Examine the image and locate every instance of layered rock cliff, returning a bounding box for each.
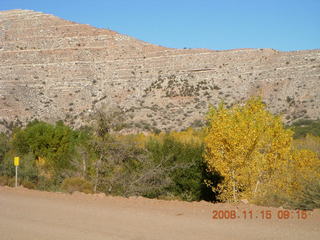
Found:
[1,9,319,132]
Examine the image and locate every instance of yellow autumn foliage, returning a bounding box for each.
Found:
[293,134,320,155]
[36,156,53,178]
[114,128,204,148]
[163,128,204,146]
[114,133,148,148]
[288,149,320,190]
[204,97,320,202]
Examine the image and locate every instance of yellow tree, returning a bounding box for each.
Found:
[204,97,293,201]
[287,149,320,195]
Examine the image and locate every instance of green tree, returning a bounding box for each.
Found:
[0,133,9,166]
[11,120,81,182]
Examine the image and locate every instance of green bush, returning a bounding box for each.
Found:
[0,133,9,166]
[290,119,320,138]
[92,133,219,201]
[0,118,220,202]
[145,135,218,201]
[0,151,39,187]
[12,120,83,180]
[61,177,93,194]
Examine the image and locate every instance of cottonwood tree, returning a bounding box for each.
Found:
[204,98,294,201]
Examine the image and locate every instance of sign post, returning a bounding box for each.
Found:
[14,157,20,187]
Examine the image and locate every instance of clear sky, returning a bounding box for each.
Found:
[1,0,319,51]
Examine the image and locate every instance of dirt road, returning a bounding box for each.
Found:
[0,186,319,240]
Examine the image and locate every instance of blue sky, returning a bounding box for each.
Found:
[1,0,319,51]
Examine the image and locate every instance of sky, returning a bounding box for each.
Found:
[1,0,319,51]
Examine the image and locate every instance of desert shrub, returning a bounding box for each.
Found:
[22,180,36,189]
[292,179,320,210]
[36,176,60,191]
[0,176,8,186]
[290,119,320,138]
[17,152,39,183]
[93,107,127,135]
[0,176,28,188]
[0,151,16,177]
[6,177,19,187]
[253,189,289,208]
[61,177,93,194]
[92,134,156,196]
[145,134,217,201]
[254,178,320,210]
[90,129,217,201]
[293,134,320,155]
[0,133,9,165]
[0,176,24,187]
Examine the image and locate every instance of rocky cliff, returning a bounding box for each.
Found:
[1,9,319,132]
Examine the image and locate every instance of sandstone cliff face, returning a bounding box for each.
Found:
[0,9,319,132]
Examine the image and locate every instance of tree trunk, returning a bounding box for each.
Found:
[232,170,236,202]
[94,155,102,193]
[82,156,86,178]
[254,180,260,197]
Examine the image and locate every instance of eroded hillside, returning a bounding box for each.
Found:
[1,9,319,132]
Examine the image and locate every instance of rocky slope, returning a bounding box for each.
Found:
[0,9,319,133]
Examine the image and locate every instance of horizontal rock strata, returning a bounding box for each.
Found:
[1,9,319,132]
